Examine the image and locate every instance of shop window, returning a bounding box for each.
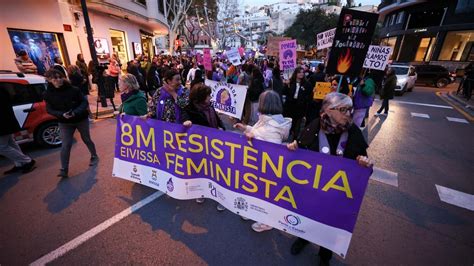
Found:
[415,37,436,62]
[407,9,444,29]
[380,37,397,60]
[109,29,129,70]
[438,30,474,61]
[134,0,147,7]
[7,29,67,76]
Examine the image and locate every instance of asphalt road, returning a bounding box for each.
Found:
[0,85,473,265]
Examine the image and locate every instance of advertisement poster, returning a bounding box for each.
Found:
[326,9,379,77]
[363,45,393,71]
[132,42,142,57]
[94,38,110,59]
[8,29,64,75]
[205,79,247,119]
[316,28,336,50]
[113,115,373,257]
[279,39,297,71]
[203,48,212,71]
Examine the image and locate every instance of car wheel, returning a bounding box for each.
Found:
[35,121,62,148]
[436,78,449,88]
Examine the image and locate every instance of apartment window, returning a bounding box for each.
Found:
[134,0,147,7]
[438,30,474,61]
[396,11,405,24]
[158,0,164,14]
[389,14,396,25]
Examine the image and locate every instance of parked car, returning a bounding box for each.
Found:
[0,71,61,148]
[390,64,417,95]
[414,64,453,88]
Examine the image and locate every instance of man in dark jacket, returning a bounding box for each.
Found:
[147,57,161,97]
[306,63,326,125]
[0,89,36,174]
[43,69,98,178]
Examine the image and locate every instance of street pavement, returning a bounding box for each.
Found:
[0,84,473,265]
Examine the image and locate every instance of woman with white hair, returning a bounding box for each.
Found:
[287,92,372,266]
[234,90,292,232]
[119,74,147,116]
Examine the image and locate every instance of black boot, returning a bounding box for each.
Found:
[290,238,309,255]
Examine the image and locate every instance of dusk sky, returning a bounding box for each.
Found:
[242,0,381,8]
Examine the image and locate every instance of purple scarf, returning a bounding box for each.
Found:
[156,86,185,123]
[196,103,219,128]
[121,90,138,102]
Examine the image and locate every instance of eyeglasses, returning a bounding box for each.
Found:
[330,106,352,114]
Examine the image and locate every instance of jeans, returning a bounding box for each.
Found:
[0,134,31,167]
[59,119,97,170]
[377,98,389,114]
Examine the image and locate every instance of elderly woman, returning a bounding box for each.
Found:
[234,90,292,232]
[287,92,372,266]
[118,74,147,116]
[148,69,189,123]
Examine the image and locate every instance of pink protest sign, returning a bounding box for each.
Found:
[203,48,212,71]
[279,39,297,71]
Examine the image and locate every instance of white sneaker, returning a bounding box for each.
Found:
[196,198,205,204]
[374,112,381,117]
[251,222,273,232]
[216,204,226,211]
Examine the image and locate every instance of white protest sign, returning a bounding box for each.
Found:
[226,48,242,66]
[316,28,336,50]
[205,79,247,119]
[363,45,393,71]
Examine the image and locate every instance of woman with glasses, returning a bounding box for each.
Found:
[287,92,372,266]
[43,69,98,178]
[148,69,189,123]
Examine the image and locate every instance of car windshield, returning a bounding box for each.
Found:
[391,66,409,75]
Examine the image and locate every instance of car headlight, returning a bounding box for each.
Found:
[397,77,407,85]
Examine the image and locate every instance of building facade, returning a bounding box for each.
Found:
[379,0,474,70]
[1,0,168,74]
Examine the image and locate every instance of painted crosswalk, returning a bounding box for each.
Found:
[446,117,469,123]
[436,185,474,211]
[410,112,430,119]
[370,167,398,187]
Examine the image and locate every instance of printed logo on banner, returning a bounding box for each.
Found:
[167,178,174,192]
[209,182,217,197]
[234,197,248,211]
[250,204,268,214]
[210,84,238,114]
[279,214,305,233]
[130,165,141,182]
[149,170,160,187]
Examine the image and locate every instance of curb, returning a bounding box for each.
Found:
[447,92,473,111]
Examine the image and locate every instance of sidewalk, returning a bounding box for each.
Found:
[437,85,474,121]
[87,86,122,119]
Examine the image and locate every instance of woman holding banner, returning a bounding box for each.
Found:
[234,90,292,232]
[184,84,226,211]
[287,92,372,266]
[148,69,189,123]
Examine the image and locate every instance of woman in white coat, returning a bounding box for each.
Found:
[234,90,292,232]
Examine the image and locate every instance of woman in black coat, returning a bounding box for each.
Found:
[376,67,397,116]
[283,66,311,139]
[287,92,372,266]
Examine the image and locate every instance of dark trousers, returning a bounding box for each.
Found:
[295,238,333,262]
[59,119,97,170]
[377,98,389,114]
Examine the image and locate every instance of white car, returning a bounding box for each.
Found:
[390,64,417,95]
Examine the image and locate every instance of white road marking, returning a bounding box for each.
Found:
[375,99,453,109]
[446,117,469,124]
[30,191,163,266]
[370,167,398,187]
[411,112,430,119]
[436,185,474,211]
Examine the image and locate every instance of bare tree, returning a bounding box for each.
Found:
[163,0,193,53]
[215,0,241,49]
[193,0,219,49]
[182,16,202,48]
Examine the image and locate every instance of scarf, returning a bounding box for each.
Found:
[320,113,352,134]
[156,86,185,123]
[121,90,138,103]
[196,103,219,128]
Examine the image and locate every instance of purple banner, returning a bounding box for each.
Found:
[114,116,372,232]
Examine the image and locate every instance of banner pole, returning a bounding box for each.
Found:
[337,75,343,92]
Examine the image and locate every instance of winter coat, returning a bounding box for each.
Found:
[147,63,161,91]
[184,104,224,129]
[120,91,148,116]
[103,76,117,99]
[283,79,311,119]
[353,78,375,109]
[69,72,89,96]
[43,83,89,123]
[381,74,397,100]
[298,118,368,159]
[247,76,265,102]
[244,114,292,144]
[0,89,21,136]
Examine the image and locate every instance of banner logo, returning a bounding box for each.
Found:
[234,197,248,211]
[284,214,301,226]
[167,178,174,192]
